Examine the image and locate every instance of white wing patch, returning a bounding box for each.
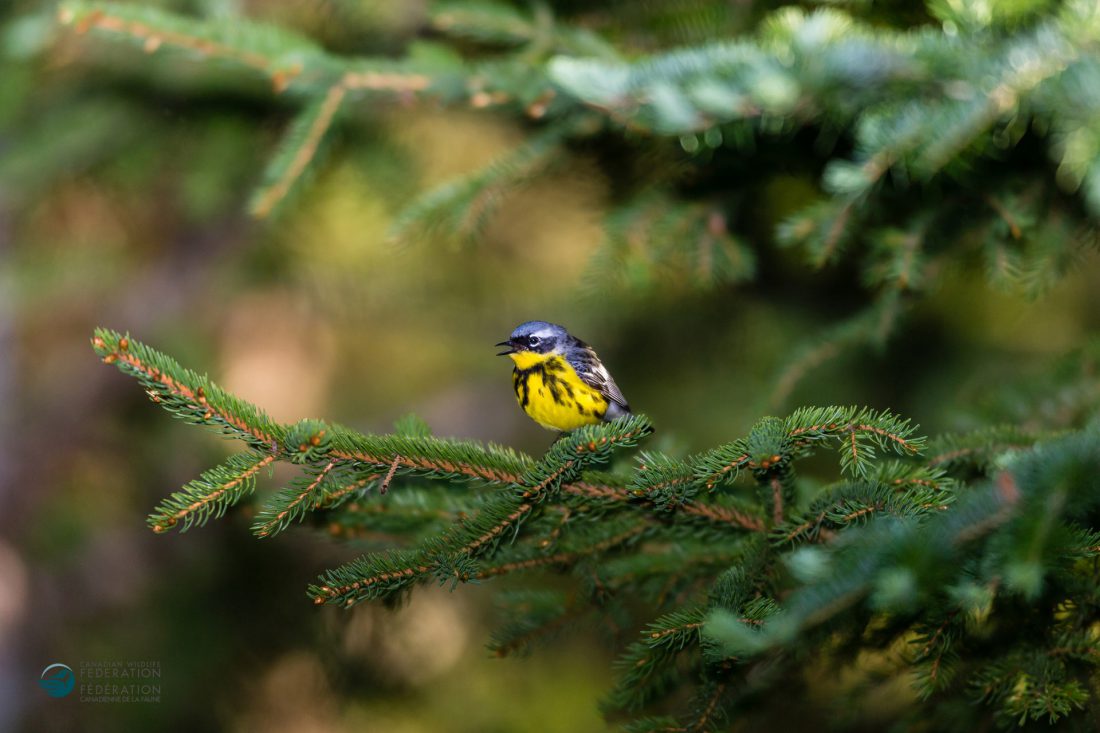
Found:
[569,345,630,413]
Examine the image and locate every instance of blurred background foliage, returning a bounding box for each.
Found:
[1,0,1098,731]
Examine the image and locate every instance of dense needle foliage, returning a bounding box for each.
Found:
[19,0,1097,728]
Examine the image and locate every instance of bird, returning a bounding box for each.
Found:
[496,321,631,432]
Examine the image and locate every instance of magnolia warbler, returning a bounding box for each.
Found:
[496,321,631,432]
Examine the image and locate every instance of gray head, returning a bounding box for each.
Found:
[496,321,572,356]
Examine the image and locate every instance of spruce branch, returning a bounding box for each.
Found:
[249,85,348,219]
[430,1,539,49]
[685,679,730,733]
[566,474,766,533]
[94,329,753,544]
[429,1,617,60]
[324,428,530,486]
[387,123,568,246]
[775,478,950,546]
[590,539,751,603]
[59,1,437,221]
[586,193,756,296]
[768,296,910,409]
[91,328,283,452]
[59,1,327,92]
[910,611,963,699]
[476,521,650,580]
[94,328,1100,727]
[307,415,655,608]
[706,472,1024,661]
[148,451,275,533]
[679,500,765,533]
[487,590,578,658]
[251,458,344,538]
[927,425,1042,472]
[318,485,467,543]
[777,198,859,270]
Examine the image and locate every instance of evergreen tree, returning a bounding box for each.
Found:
[29,0,1100,728]
[92,326,1100,730]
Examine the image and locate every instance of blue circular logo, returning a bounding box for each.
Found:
[39,663,75,698]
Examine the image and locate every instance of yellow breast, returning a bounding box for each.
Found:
[510,353,609,431]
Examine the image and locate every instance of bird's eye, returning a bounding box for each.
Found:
[528,336,541,346]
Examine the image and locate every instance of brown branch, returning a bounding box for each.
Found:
[770,476,784,525]
[1048,645,1100,660]
[918,611,958,687]
[492,607,578,658]
[249,70,433,220]
[649,621,703,641]
[702,454,749,490]
[316,473,382,508]
[379,454,401,495]
[151,454,276,533]
[254,459,337,537]
[782,513,824,544]
[854,423,919,453]
[61,8,433,95]
[314,563,433,606]
[314,470,641,605]
[95,337,277,447]
[841,503,882,523]
[893,477,942,490]
[63,8,433,223]
[565,475,765,532]
[567,474,766,532]
[325,526,409,543]
[787,421,917,453]
[680,501,766,532]
[455,428,652,558]
[781,498,892,545]
[251,83,347,219]
[329,447,522,484]
[691,681,728,732]
[919,612,957,660]
[461,461,575,557]
[62,7,278,76]
[787,422,843,438]
[817,202,852,266]
[928,447,978,466]
[638,475,692,494]
[952,471,1021,545]
[927,442,1031,467]
[561,481,634,501]
[771,341,843,408]
[343,71,431,92]
[476,524,647,580]
[573,428,652,455]
[538,506,571,548]
[475,552,573,579]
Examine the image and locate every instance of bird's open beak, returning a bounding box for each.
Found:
[495,340,516,356]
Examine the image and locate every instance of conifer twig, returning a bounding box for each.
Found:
[451,457,578,561]
[253,459,338,538]
[250,85,348,219]
[680,502,765,532]
[60,5,279,80]
[689,681,727,733]
[476,523,649,580]
[148,452,276,533]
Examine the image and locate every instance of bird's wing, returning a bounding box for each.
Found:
[566,343,631,413]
